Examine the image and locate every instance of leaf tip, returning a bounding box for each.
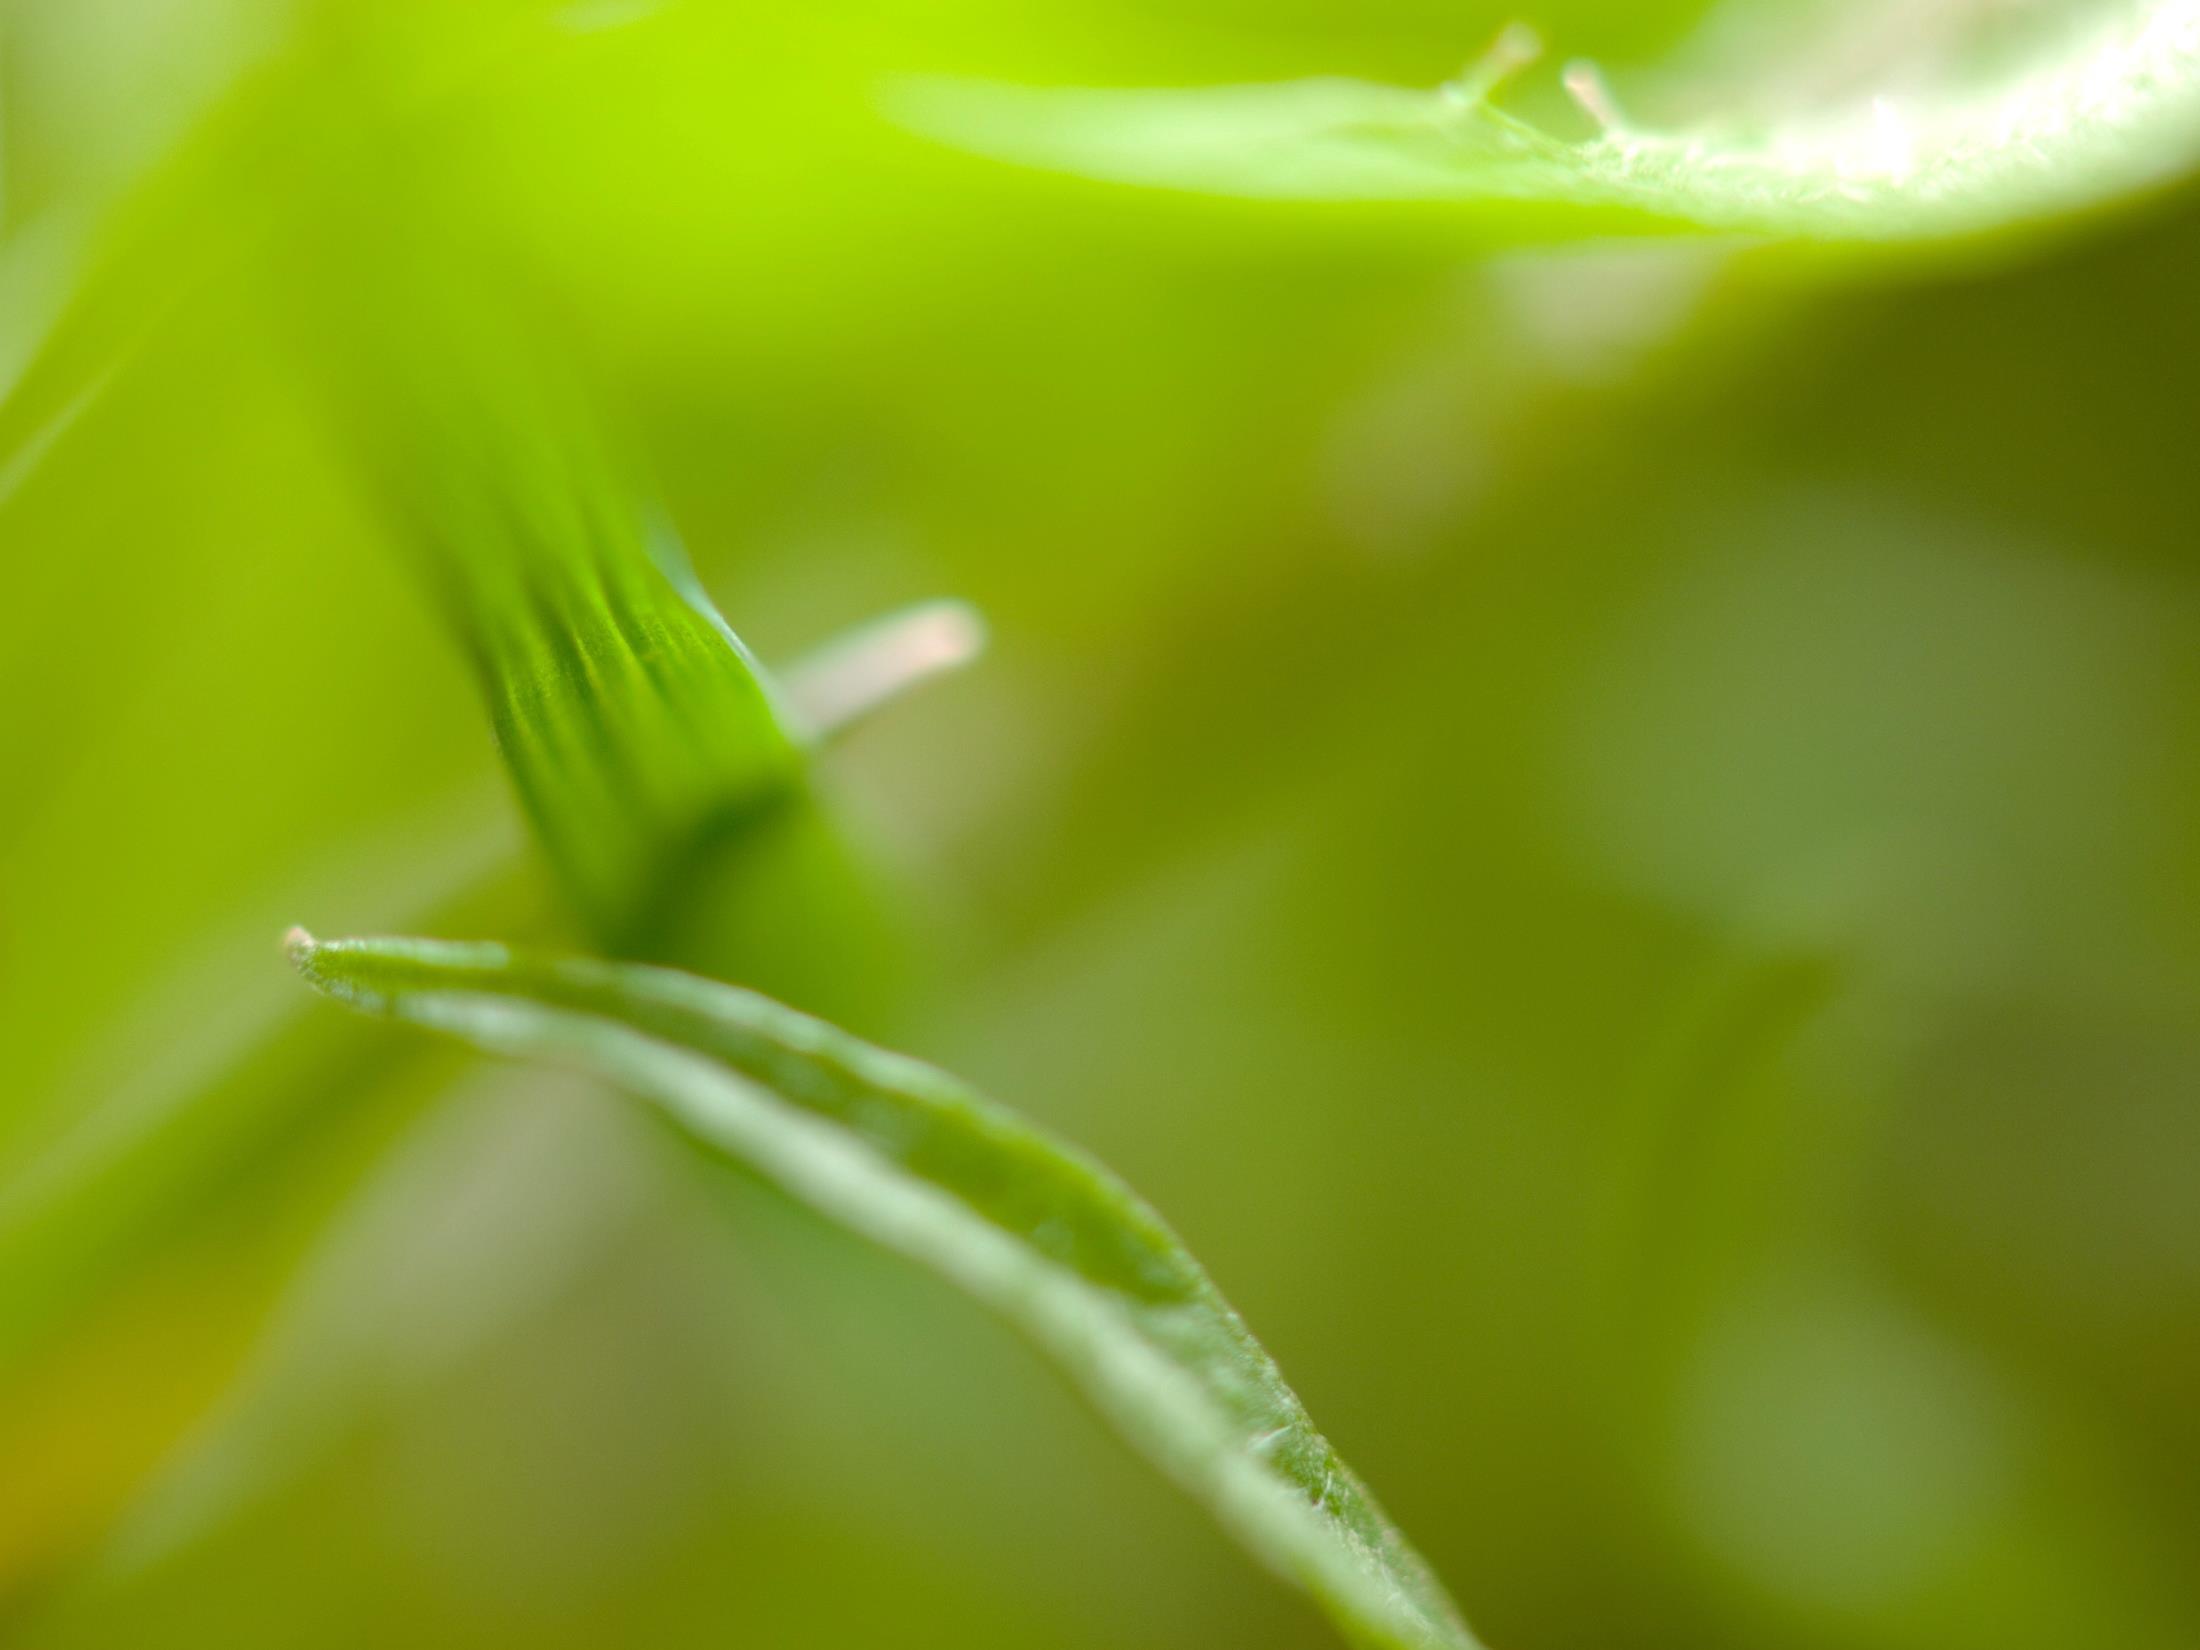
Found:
[1442,21,1543,111]
[281,925,319,971]
[785,598,992,740]
[1561,59,1630,137]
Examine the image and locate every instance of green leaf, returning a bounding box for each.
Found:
[304,261,810,948]
[285,930,1483,1650]
[895,2,2200,241]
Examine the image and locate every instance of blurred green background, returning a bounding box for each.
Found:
[3,1,2197,1647]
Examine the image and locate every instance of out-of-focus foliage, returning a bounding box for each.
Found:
[3,1,2199,1648]
[909,2,2200,239]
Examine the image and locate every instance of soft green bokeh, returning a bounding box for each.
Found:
[3,3,2197,1649]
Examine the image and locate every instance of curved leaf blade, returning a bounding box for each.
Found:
[285,930,1482,1650]
[896,1,2200,241]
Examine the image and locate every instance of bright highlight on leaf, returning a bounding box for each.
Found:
[284,929,1484,1650]
[897,1,2200,240]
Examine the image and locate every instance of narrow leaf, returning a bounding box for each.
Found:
[895,2,2200,241]
[781,599,989,742]
[302,256,808,946]
[285,930,1483,1650]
